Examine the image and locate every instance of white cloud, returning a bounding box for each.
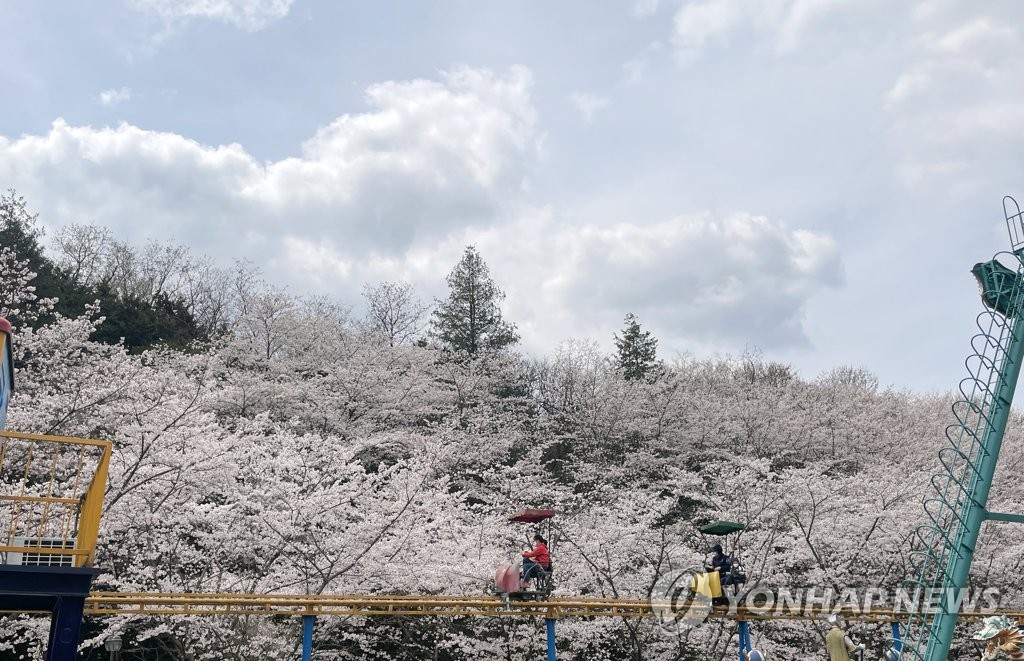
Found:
[277,208,841,352]
[0,66,540,264]
[532,212,841,349]
[569,92,609,123]
[670,0,890,61]
[658,0,1024,199]
[98,87,133,107]
[885,6,1024,192]
[419,210,841,352]
[885,71,930,107]
[0,58,841,356]
[921,17,1017,56]
[633,0,663,18]
[621,42,663,84]
[671,0,745,61]
[128,0,296,31]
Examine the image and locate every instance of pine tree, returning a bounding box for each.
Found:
[431,246,519,355]
[0,191,63,328]
[614,313,658,380]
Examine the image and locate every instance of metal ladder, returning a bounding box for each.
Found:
[899,196,1024,659]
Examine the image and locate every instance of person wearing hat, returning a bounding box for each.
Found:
[706,544,733,583]
[826,614,864,660]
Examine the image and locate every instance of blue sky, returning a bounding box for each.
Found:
[2,0,1024,392]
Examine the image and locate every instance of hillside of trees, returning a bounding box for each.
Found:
[2,192,1023,660]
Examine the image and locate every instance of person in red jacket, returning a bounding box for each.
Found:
[521,534,551,587]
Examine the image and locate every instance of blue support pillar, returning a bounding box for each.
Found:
[302,615,315,661]
[891,622,903,655]
[737,620,750,660]
[0,566,100,661]
[546,618,556,661]
[45,596,86,661]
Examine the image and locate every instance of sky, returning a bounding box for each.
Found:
[2,0,1024,393]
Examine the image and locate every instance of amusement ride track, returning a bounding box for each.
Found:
[74,592,1024,624]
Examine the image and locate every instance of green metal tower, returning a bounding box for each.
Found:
[899,196,1024,660]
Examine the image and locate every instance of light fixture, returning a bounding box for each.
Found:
[104,634,122,652]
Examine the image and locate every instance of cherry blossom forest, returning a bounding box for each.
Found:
[2,191,1023,660]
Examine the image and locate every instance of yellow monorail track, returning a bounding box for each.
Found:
[74,592,1024,624]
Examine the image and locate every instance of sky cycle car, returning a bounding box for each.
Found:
[692,520,748,606]
[494,508,555,604]
[692,520,765,660]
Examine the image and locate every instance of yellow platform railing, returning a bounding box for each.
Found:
[0,431,112,568]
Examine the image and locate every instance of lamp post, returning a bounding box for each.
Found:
[104,634,122,661]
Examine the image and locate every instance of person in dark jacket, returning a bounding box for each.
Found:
[707,544,733,584]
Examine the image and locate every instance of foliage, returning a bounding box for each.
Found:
[1,193,218,351]
[614,313,659,381]
[430,246,519,355]
[1,201,1016,660]
[0,191,59,329]
[362,281,431,347]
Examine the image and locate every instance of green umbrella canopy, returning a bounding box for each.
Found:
[699,520,746,536]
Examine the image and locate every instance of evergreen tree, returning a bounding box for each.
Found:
[0,191,65,327]
[614,313,658,380]
[1,191,207,352]
[430,246,519,355]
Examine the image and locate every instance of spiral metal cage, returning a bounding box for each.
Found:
[898,196,1024,659]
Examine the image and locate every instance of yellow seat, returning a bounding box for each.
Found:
[690,571,723,599]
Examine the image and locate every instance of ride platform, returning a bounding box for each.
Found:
[0,431,113,661]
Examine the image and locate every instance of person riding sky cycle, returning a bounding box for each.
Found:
[707,544,734,584]
[521,534,550,588]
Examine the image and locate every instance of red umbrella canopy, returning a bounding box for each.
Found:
[509,509,556,523]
